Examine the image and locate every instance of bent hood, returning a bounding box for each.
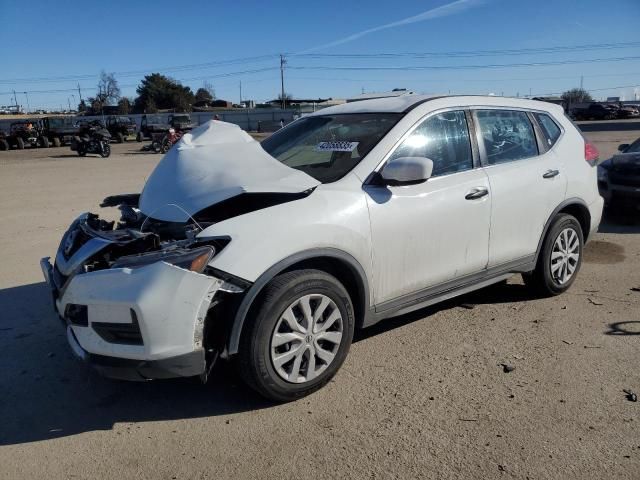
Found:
[139,120,319,222]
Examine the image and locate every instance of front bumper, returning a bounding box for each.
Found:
[41,256,223,380]
[599,180,640,208]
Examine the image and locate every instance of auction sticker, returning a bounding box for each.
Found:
[315,141,359,152]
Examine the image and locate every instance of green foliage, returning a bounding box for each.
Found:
[133,73,195,113]
[561,88,593,105]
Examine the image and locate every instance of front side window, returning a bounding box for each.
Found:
[261,113,401,183]
[388,110,473,177]
[534,113,562,148]
[476,110,538,165]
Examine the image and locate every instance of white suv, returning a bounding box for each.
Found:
[41,95,603,401]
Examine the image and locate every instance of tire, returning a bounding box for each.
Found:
[100,143,111,158]
[52,137,61,148]
[151,140,162,153]
[523,214,584,296]
[238,269,355,402]
[136,132,143,142]
[116,132,124,143]
[160,137,171,154]
[17,137,24,150]
[77,144,87,156]
[0,139,8,151]
[40,136,50,148]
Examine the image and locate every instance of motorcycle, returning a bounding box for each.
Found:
[151,127,183,154]
[71,121,112,158]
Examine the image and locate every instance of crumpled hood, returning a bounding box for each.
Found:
[139,121,319,222]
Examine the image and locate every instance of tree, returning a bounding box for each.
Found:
[195,88,213,104]
[77,99,88,113]
[561,88,593,106]
[203,80,215,99]
[133,73,195,113]
[117,97,133,114]
[97,71,121,106]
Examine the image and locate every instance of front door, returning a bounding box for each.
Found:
[364,110,492,306]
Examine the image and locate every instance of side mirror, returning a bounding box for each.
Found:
[380,156,434,185]
[618,143,629,152]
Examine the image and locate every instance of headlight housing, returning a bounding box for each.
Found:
[112,246,215,273]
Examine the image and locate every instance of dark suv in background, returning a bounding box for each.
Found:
[106,116,137,143]
[598,137,640,213]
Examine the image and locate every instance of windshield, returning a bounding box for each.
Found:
[261,113,401,183]
[172,115,190,122]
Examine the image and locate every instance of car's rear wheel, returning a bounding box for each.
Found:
[523,214,583,296]
[116,132,124,143]
[0,139,8,151]
[39,136,49,148]
[238,269,355,402]
[52,137,61,147]
[16,137,24,149]
[136,132,143,142]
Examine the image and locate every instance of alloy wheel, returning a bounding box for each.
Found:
[270,294,343,383]
[550,227,580,285]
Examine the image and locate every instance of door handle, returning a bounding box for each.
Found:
[465,187,489,200]
[543,169,560,179]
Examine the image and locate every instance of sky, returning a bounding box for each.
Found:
[1,0,640,111]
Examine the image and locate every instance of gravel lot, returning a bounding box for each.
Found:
[1,123,639,480]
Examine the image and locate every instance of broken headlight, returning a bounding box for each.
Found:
[112,246,215,273]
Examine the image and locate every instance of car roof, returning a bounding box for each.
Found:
[310,94,564,116]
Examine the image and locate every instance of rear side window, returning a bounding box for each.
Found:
[534,113,562,148]
[475,110,538,165]
[388,110,473,177]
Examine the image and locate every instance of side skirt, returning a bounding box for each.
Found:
[364,255,535,327]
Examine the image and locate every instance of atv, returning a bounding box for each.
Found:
[106,116,137,143]
[7,120,49,149]
[168,113,195,132]
[0,129,9,151]
[40,116,80,147]
[137,114,169,142]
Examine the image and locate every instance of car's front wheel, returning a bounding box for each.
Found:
[238,269,355,401]
[523,214,584,296]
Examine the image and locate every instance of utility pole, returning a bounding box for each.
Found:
[67,97,71,112]
[23,92,30,113]
[239,80,242,105]
[280,54,286,110]
[12,90,18,112]
[77,83,83,103]
[580,75,584,90]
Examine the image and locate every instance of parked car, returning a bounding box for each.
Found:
[571,103,617,121]
[616,106,640,119]
[7,120,48,149]
[137,114,169,141]
[106,116,137,143]
[598,137,640,211]
[40,116,80,147]
[41,96,603,401]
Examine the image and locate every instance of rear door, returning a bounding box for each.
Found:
[473,108,567,267]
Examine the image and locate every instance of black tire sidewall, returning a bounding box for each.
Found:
[241,270,355,401]
[540,215,584,295]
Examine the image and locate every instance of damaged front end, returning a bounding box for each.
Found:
[41,194,247,382]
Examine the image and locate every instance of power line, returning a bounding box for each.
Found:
[0,55,279,85]
[291,41,640,59]
[288,55,640,72]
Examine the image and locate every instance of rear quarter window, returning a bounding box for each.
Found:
[533,113,562,148]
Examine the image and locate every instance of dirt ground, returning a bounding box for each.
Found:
[0,125,639,480]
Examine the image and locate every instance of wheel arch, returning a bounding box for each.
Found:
[534,198,591,265]
[227,248,371,355]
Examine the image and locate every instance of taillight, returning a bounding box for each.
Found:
[585,141,599,165]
